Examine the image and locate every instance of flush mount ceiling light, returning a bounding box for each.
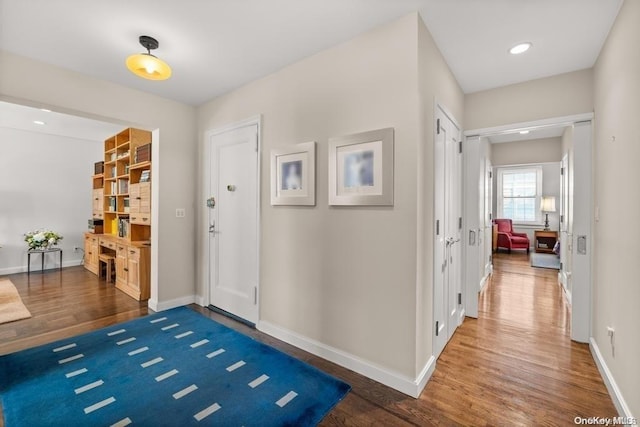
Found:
[509,42,532,55]
[126,35,172,81]
[33,120,46,125]
[519,130,530,135]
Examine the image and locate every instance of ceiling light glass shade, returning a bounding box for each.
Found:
[509,42,532,55]
[126,53,172,80]
[519,130,530,135]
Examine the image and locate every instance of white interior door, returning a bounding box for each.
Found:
[560,153,573,301]
[446,121,463,337]
[570,121,592,343]
[434,106,463,357]
[463,135,481,319]
[209,124,259,324]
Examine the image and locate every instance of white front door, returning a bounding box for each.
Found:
[434,106,463,357]
[209,124,259,324]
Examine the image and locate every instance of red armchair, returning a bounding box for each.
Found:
[493,219,530,253]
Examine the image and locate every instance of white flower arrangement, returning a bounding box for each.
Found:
[24,229,63,250]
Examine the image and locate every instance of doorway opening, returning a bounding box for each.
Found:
[464,113,593,343]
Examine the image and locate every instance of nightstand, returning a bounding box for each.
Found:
[534,230,558,254]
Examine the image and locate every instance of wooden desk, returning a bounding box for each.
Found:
[84,232,151,301]
[534,230,558,254]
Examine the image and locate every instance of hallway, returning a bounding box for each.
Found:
[417,251,616,424]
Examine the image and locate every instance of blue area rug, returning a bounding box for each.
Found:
[0,307,350,426]
[531,253,560,270]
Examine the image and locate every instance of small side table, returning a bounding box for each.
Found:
[27,247,63,274]
[534,230,558,254]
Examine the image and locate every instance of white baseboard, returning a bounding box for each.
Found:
[194,295,206,307]
[589,338,634,419]
[258,320,435,398]
[0,259,84,276]
[559,272,572,304]
[479,274,489,292]
[148,294,196,312]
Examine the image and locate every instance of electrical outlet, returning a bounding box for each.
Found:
[607,326,615,337]
[176,208,186,218]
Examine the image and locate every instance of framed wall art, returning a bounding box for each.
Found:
[328,128,394,206]
[270,141,316,206]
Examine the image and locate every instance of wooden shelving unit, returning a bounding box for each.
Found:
[534,230,558,254]
[85,127,152,301]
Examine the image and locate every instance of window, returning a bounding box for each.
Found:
[497,166,542,224]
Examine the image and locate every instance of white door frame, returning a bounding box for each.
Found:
[464,113,594,343]
[201,115,262,316]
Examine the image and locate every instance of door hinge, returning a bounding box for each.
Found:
[560,262,563,271]
[560,214,564,223]
[255,141,259,152]
[435,320,439,336]
[254,287,257,304]
[458,293,462,305]
[459,217,463,230]
[561,167,564,175]
[437,118,441,135]
[458,140,462,154]
[489,171,493,179]
[489,212,492,220]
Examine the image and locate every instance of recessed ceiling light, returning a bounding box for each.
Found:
[519,130,530,135]
[33,120,46,125]
[40,108,51,113]
[509,42,532,55]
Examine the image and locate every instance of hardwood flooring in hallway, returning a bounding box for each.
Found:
[0,256,616,426]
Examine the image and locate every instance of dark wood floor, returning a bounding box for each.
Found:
[0,256,617,425]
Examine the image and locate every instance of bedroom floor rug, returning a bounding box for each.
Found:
[0,306,350,426]
[530,253,561,270]
[0,279,31,325]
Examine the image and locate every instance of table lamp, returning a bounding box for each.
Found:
[540,196,556,231]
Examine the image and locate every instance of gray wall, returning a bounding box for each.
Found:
[0,128,102,273]
[197,13,464,385]
[593,0,640,416]
[465,69,593,130]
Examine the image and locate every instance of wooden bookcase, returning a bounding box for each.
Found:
[85,127,152,301]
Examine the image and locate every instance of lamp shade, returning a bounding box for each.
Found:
[540,196,556,212]
[126,53,172,80]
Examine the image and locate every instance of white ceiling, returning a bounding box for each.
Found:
[488,125,566,144]
[0,0,623,107]
[0,101,124,142]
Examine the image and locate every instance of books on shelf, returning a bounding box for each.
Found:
[110,182,117,194]
[108,197,116,212]
[118,217,130,238]
[135,143,151,163]
[140,170,151,183]
[124,197,130,213]
[118,179,129,194]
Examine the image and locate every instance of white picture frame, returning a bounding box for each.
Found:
[328,128,394,206]
[270,141,316,206]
